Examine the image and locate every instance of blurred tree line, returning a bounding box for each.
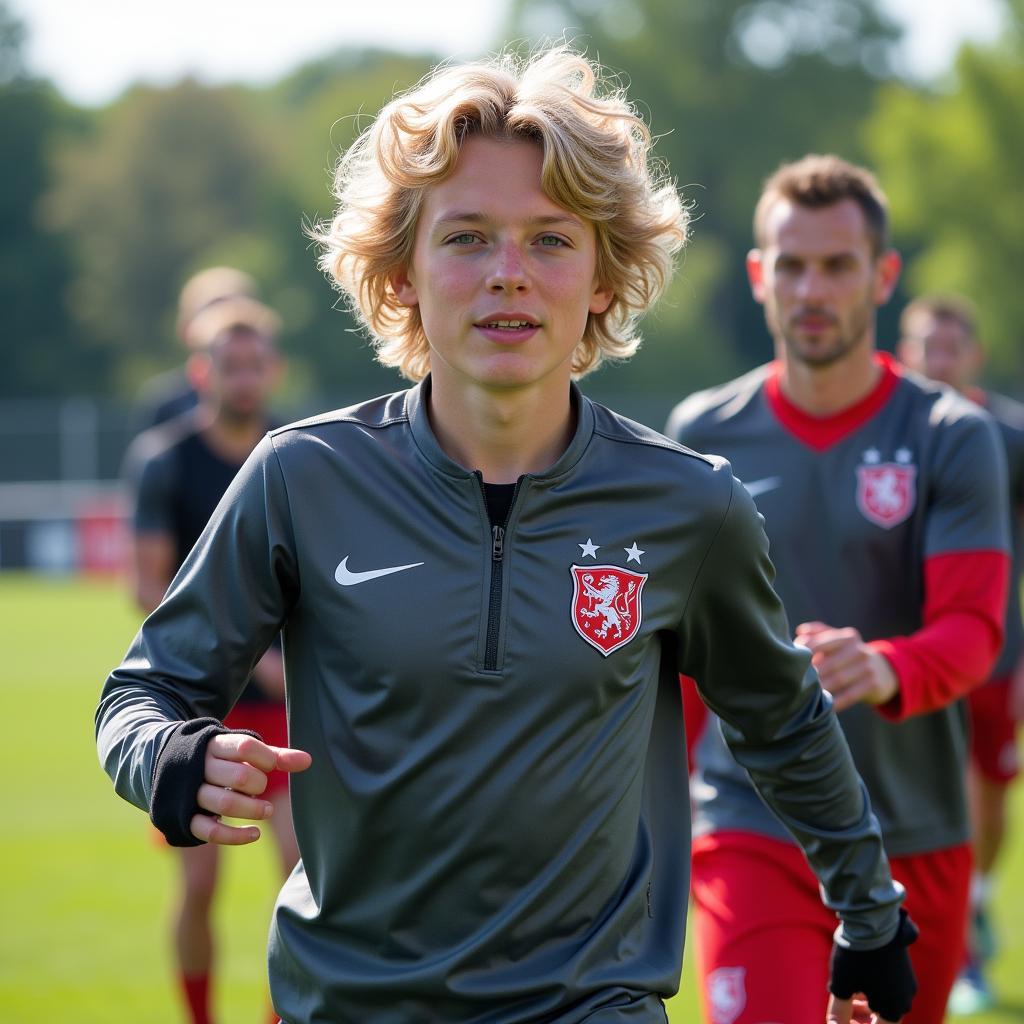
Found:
[2,0,1022,413]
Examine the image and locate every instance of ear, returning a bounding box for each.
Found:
[391,266,418,308]
[874,249,902,305]
[746,249,766,304]
[186,352,212,394]
[589,281,614,316]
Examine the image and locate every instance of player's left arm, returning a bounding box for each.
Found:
[680,470,905,949]
[806,411,1011,721]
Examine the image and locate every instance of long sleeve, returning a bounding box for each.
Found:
[679,475,902,948]
[872,550,1008,720]
[95,435,299,812]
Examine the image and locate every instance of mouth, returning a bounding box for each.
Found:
[474,317,540,330]
[793,316,836,334]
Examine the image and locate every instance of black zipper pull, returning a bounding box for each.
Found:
[492,525,504,560]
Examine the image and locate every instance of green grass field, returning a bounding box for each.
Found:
[4,572,1024,1022]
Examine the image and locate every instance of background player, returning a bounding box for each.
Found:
[123,296,294,1024]
[99,49,917,1024]
[132,265,258,434]
[898,294,1024,1014]
[667,154,1010,1024]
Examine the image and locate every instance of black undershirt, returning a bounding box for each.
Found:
[482,481,517,528]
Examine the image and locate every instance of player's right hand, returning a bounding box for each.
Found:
[190,733,312,846]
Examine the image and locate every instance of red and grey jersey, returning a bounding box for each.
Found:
[667,353,1010,857]
[972,390,1024,678]
[98,380,903,1023]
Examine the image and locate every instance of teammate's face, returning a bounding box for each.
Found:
[392,136,612,397]
[748,198,900,369]
[898,313,980,391]
[204,329,280,422]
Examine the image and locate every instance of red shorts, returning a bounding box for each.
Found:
[690,831,971,1024]
[225,700,290,795]
[967,675,1020,784]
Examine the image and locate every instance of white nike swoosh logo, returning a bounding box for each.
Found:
[335,556,425,586]
[742,476,782,498]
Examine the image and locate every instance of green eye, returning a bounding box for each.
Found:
[539,234,566,247]
[448,233,479,245]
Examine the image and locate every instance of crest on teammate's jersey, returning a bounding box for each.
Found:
[856,456,917,529]
[707,966,746,1024]
[570,564,647,656]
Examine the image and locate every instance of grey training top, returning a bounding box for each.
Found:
[667,360,1009,857]
[98,380,901,1023]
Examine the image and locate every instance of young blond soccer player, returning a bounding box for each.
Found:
[99,49,917,1024]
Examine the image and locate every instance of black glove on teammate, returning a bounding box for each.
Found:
[828,909,919,1021]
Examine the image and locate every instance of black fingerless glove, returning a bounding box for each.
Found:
[829,909,919,1021]
[149,717,260,847]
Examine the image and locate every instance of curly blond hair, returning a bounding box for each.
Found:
[312,45,688,381]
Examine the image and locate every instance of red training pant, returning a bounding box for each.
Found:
[690,830,970,1024]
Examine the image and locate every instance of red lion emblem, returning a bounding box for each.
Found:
[571,564,647,656]
[856,463,917,529]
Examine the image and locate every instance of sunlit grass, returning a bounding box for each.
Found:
[3,572,1021,1022]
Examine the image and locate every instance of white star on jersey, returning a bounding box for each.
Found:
[624,542,645,564]
[579,538,599,559]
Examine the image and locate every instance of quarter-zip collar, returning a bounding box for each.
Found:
[406,375,596,482]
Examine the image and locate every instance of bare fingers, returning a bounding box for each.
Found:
[196,781,275,822]
[190,734,312,846]
[207,733,312,774]
[190,811,262,846]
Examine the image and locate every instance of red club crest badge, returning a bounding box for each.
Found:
[707,966,747,1024]
[856,462,917,529]
[571,564,647,656]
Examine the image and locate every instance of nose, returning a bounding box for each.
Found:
[486,239,528,293]
[794,266,827,303]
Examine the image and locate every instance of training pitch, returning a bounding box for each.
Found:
[3,572,1023,1022]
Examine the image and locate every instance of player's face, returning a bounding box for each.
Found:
[748,198,900,369]
[898,314,980,391]
[205,329,280,421]
[392,136,612,398]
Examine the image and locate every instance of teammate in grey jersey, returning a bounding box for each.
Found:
[98,51,916,1024]
[667,156,1009,1024]
[898,294,1024,1014]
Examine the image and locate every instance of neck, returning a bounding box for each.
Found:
[426,378,575,483]
[778,337,881,416]
[201,406,267,462]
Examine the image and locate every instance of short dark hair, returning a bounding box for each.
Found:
[754,154,889,256]
[185,296,281,352]
[900,294,978,341]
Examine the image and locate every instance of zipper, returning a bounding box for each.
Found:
[484,524,505,671]
[477,474,522,672]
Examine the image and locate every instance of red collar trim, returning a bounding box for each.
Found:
[764,351,902,452]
